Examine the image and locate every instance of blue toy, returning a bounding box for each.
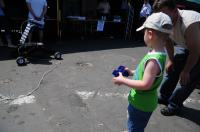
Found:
[112,65,129,77]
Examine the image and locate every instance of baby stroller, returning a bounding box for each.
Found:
[16,20,62,66]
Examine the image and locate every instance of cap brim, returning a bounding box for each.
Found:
[136,26,145,32]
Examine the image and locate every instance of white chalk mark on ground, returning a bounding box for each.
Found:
[75,90,128,100]
[183,97,200,105]
[75,91,95,100]
[10,95,36,105]
[75,90,200,106]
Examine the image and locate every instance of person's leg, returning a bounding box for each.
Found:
[28,31,33,43]
[34,23,44,43]
[127,104,152,132]
[38,28,44,43]
[0,17,6,46]
[159,48,188,105]
[5,31,16,47]
[4,23,12,46]
[3,16,16,48]
[161,49,200,116]
[35,26,56,55]
[28,24,44,43]
[0,16,16,48]
[162,58,200,116]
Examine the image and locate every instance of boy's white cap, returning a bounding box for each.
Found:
[136,12,173,34]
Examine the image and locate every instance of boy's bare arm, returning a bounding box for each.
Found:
[113,59,160,90]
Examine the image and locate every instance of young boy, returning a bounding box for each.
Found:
[112,12,172,132]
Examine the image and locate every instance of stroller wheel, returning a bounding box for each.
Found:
[54,52,62,60]
[16,56,26,66]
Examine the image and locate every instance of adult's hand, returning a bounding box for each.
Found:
[165,60,174,74]
[35,16,42,21]
[179,70,190,86]
[165,38,175,73]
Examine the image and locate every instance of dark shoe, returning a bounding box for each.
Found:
[158,97,168,106]
[160,107,178,116]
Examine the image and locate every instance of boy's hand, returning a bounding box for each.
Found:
[112,72,125,85]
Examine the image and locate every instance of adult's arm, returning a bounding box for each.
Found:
[26,2,37,20]
[165,38,175,73]
[39,4,47,20]
[181,22,200,85]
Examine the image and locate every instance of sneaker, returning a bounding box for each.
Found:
[158,97,168,106]
[160,107,178,116]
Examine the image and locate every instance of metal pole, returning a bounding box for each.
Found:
[56,0,61,39]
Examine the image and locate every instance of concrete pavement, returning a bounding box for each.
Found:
[0,39,199,132]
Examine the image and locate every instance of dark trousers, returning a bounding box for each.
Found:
[159,47,200,110]
[0,16,12,45]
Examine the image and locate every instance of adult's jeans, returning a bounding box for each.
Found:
[159,47,200,111]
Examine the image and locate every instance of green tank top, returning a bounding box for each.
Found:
[128,51,166,112]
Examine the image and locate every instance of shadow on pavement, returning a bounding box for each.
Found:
[0,46,54,65]
[0,39,145,61]
[0,47,17,60]
[50,39,145,54]
[177,106,200,126]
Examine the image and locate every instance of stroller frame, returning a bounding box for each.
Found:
[16,20,62,66]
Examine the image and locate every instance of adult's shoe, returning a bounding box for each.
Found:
[160,106,179,116]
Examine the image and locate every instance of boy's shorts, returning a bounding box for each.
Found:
[127,104,152,132]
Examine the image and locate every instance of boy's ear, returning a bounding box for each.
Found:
[147,30,153,40]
